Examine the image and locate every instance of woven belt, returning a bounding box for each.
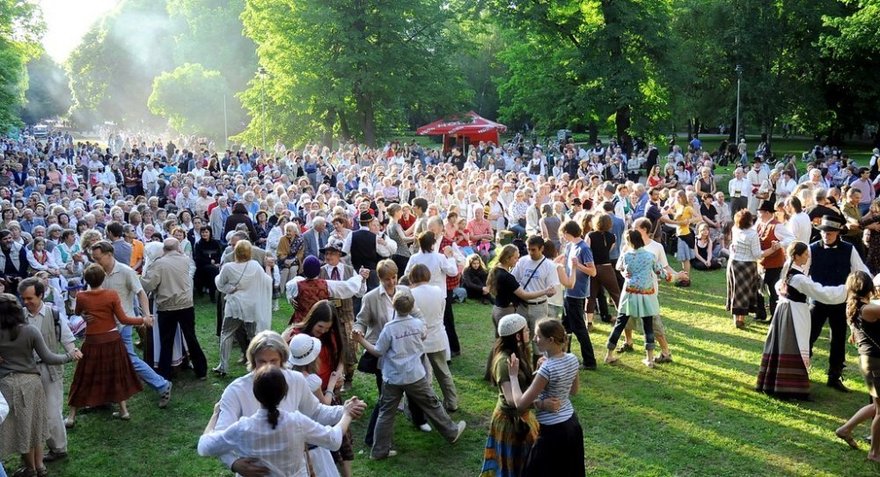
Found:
[527,300,547,306]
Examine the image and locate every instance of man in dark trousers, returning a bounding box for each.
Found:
[808,216,870,392]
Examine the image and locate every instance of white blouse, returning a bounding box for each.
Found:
[730,227,762,262]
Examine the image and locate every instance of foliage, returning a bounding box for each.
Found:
[820,0,880,140]
[21,51,71,124]
[236,0,472,147]
[148,63,232,137]
[0,0,44,132]
[65,0,175,128]
[489,0,675,145]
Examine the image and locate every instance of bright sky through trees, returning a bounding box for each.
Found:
[38,0,119,61]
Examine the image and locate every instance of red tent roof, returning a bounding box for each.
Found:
[416,111,507,136]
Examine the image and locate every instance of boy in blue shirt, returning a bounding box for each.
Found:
[354,289,466,459]
[560,219,598,370]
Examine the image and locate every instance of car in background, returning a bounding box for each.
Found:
[33,124,49,138]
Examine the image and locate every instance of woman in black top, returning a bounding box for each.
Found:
[223,202,258,242]
[193,226,223,305]
[486,245,554,337]
[586,213,621,323]
[461,253,490,304]
[836,271,880,459]
[253,210,271,249]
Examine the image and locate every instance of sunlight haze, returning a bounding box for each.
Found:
[39,0,120,62]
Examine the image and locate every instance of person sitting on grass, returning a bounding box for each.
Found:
[198,364,357,477]
[353,288,466,460]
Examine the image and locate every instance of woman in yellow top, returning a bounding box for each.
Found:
[673,190,696,284]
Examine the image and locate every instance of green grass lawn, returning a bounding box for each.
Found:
[5,265,876,476]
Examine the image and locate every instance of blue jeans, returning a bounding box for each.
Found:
[606,315,655,351]
[510,223,526,238]
[120,325,170,393]
[860,203,871,216]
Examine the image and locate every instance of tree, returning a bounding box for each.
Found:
[21,51,71,124]
[66,0,175,128]
[148,63,231,137]
[0,0,44,132]
[820,0,880,143]
[238,0,471,147]
[489,0,675,148]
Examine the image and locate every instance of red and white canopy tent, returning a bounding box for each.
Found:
[415,111,507,153]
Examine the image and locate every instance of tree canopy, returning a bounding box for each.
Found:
[10,0,880,146]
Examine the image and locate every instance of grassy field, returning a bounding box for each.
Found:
[4,263,877,477]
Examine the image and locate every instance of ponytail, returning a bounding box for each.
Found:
[252,365,289,431]
[267,406,280,430]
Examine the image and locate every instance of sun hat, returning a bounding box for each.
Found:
[288,334,321,366]
[498,313,528,337]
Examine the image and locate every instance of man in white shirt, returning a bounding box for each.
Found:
[728,167,751,218]
[20,277,80,463]
[746,159,769,214]
[513,236,559,354]
[784,196,812,245]
[142,162,159,197]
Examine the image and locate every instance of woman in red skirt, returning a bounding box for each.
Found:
[65,264,151,426]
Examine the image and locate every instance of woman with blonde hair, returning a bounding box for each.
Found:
[213,240,273,377]
[487,245,554,336]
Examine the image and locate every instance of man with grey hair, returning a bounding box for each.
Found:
[141,238,207,380]
[302,216,329,261]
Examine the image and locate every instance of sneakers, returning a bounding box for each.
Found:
[43,450,68,463]
[616,343,635,353]
[158,382,173,409]
[369,450,398,460]
[418,423,432,432]
[451,420,467,444]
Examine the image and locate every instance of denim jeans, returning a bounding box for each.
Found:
[120,325,170,393]
[606,315,655,351]
[562,296,596,367]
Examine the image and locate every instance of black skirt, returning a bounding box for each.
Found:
[524,413,585,477]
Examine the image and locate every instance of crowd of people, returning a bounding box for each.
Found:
[1,127,880,476]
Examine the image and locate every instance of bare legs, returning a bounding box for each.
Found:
[836,397,880,460]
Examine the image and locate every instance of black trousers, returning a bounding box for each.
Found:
[563,297,595,368]
[756,267,782,321]
[597,269,625,319]
[158,307,207,379]
[445,289,461,354]
[809,302,847,378]
[363,368,425,447]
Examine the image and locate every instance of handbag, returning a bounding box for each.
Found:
[357,350,379,374]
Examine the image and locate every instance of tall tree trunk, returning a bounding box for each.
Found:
[339,112,351,143]
[322,108,336,148]
[616,105,632,156]
[588,121,598,145]
[355,91,376,147]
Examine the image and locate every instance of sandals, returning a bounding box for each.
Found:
[63,416,76,429]
[735,318,746,329]
[604,356,619,365]
[836,429,860,449]
[112,411,131,421]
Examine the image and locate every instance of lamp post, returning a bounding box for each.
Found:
[735,64,743,142]
[258,66,268,152]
